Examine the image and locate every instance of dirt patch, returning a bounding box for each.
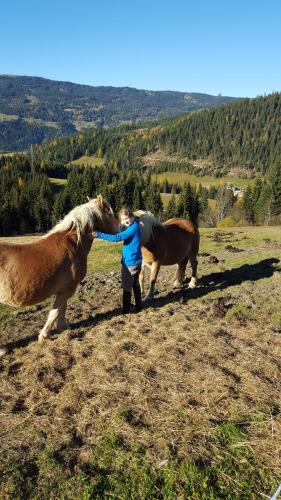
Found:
[213,231,234,242]
[208,255,219,264]
[225,244,244,252]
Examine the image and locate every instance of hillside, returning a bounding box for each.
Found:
[0,228,281,497]
[143,92,281,175]
[17,92,279,179]
[0,75,240,151]
[1,93,280,184]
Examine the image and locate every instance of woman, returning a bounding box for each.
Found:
[93,208,142,314]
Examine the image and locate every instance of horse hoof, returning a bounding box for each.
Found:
[188,280,196,289]
[173,281,182,289]
[38,333,48,343]
[0,347,8,357]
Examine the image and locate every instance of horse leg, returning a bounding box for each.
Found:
[173,256,189,288]
[145,260,161,301]
[38,291,71,343]
[188,253,198,289]
[139,263,145,296]
[56,300,69,330]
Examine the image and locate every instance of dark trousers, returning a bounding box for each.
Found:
[122,266,142,313]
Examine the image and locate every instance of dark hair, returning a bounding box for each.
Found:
[118,207,134,219]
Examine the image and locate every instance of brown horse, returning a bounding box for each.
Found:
[0,195,118,354]
[134,211,200,300]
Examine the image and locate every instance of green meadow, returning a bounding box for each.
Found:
[67,155,105,168]
[152,171,256,188]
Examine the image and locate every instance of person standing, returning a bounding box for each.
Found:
[93,208,142,313]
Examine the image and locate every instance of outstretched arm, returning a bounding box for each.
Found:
[94,223,137,243]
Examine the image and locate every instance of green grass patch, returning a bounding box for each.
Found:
[49,177,67,192]
[0,424,277,499]
[67,155,105,168]
[88,239,122,273]
[160,192,179,209]
[152,172,256,189]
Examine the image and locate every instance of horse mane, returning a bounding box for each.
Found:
[46,200,105,243]
[133,210,162,245]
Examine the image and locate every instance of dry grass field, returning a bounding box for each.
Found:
[0,228,281,498]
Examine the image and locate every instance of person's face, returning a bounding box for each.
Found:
[120,215,133,227]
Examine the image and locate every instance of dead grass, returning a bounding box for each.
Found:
[0,227,281,497]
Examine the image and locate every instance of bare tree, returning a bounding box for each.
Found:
[215,184,235,223]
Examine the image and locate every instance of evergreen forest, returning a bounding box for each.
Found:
[0,92,280,235]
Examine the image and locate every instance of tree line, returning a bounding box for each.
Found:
[1,159,281,236]
[0,161,211,235]
[242,161,281,224]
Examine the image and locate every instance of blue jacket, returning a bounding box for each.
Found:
[95,220,142,267]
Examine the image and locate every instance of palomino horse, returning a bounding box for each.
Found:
[0,195,118,355]
[134,211,200,300]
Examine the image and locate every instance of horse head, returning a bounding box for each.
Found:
[87,194,119,235]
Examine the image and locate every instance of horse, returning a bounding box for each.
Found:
[134,211,200,300]
[0,195,119,355]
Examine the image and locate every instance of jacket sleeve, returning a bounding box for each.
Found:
[95,223,137,243]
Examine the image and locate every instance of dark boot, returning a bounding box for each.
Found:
[122,290,131,314]
[133,282,142,312]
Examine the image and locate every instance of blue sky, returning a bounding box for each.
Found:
[1,0,280,97]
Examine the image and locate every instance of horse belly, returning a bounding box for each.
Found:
[0,256,71,307]
[159,236,193,265]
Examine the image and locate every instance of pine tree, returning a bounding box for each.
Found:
[51,190,72,225]
[132,184,145,210]
[242,186,254,224]
[165,194,177,219]
[255,182,272,224]
[144,183,163,217]
[177,182,200,223]
[270,161,281,215]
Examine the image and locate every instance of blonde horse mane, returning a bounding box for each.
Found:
[133,210,161,245]
[47,199,106,243]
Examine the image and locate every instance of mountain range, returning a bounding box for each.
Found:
[0,75,241,151]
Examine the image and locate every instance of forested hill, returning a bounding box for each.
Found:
[17,92,280,178]
[0,74,240,151]
[147,92,281,174]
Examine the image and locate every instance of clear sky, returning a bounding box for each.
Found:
[1,0,280,97]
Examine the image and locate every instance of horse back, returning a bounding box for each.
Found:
[164,218,200,253]
[141,218,199,265]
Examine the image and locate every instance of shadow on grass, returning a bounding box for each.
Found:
[2,258,279,355]
[154,257,280,307]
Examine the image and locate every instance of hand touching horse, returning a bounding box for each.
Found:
[134,212,200,300]
[0,195,118,354]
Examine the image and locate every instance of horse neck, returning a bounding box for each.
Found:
[142,220,163,246]
[96,217,119,235]
[63,229,93,256]
[79,231,94,255]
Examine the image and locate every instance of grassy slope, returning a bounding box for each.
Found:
[152,172,256,188]
[67,156,105,167]
[0,227,281,498]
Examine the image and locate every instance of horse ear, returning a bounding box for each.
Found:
[97,194,104,206]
